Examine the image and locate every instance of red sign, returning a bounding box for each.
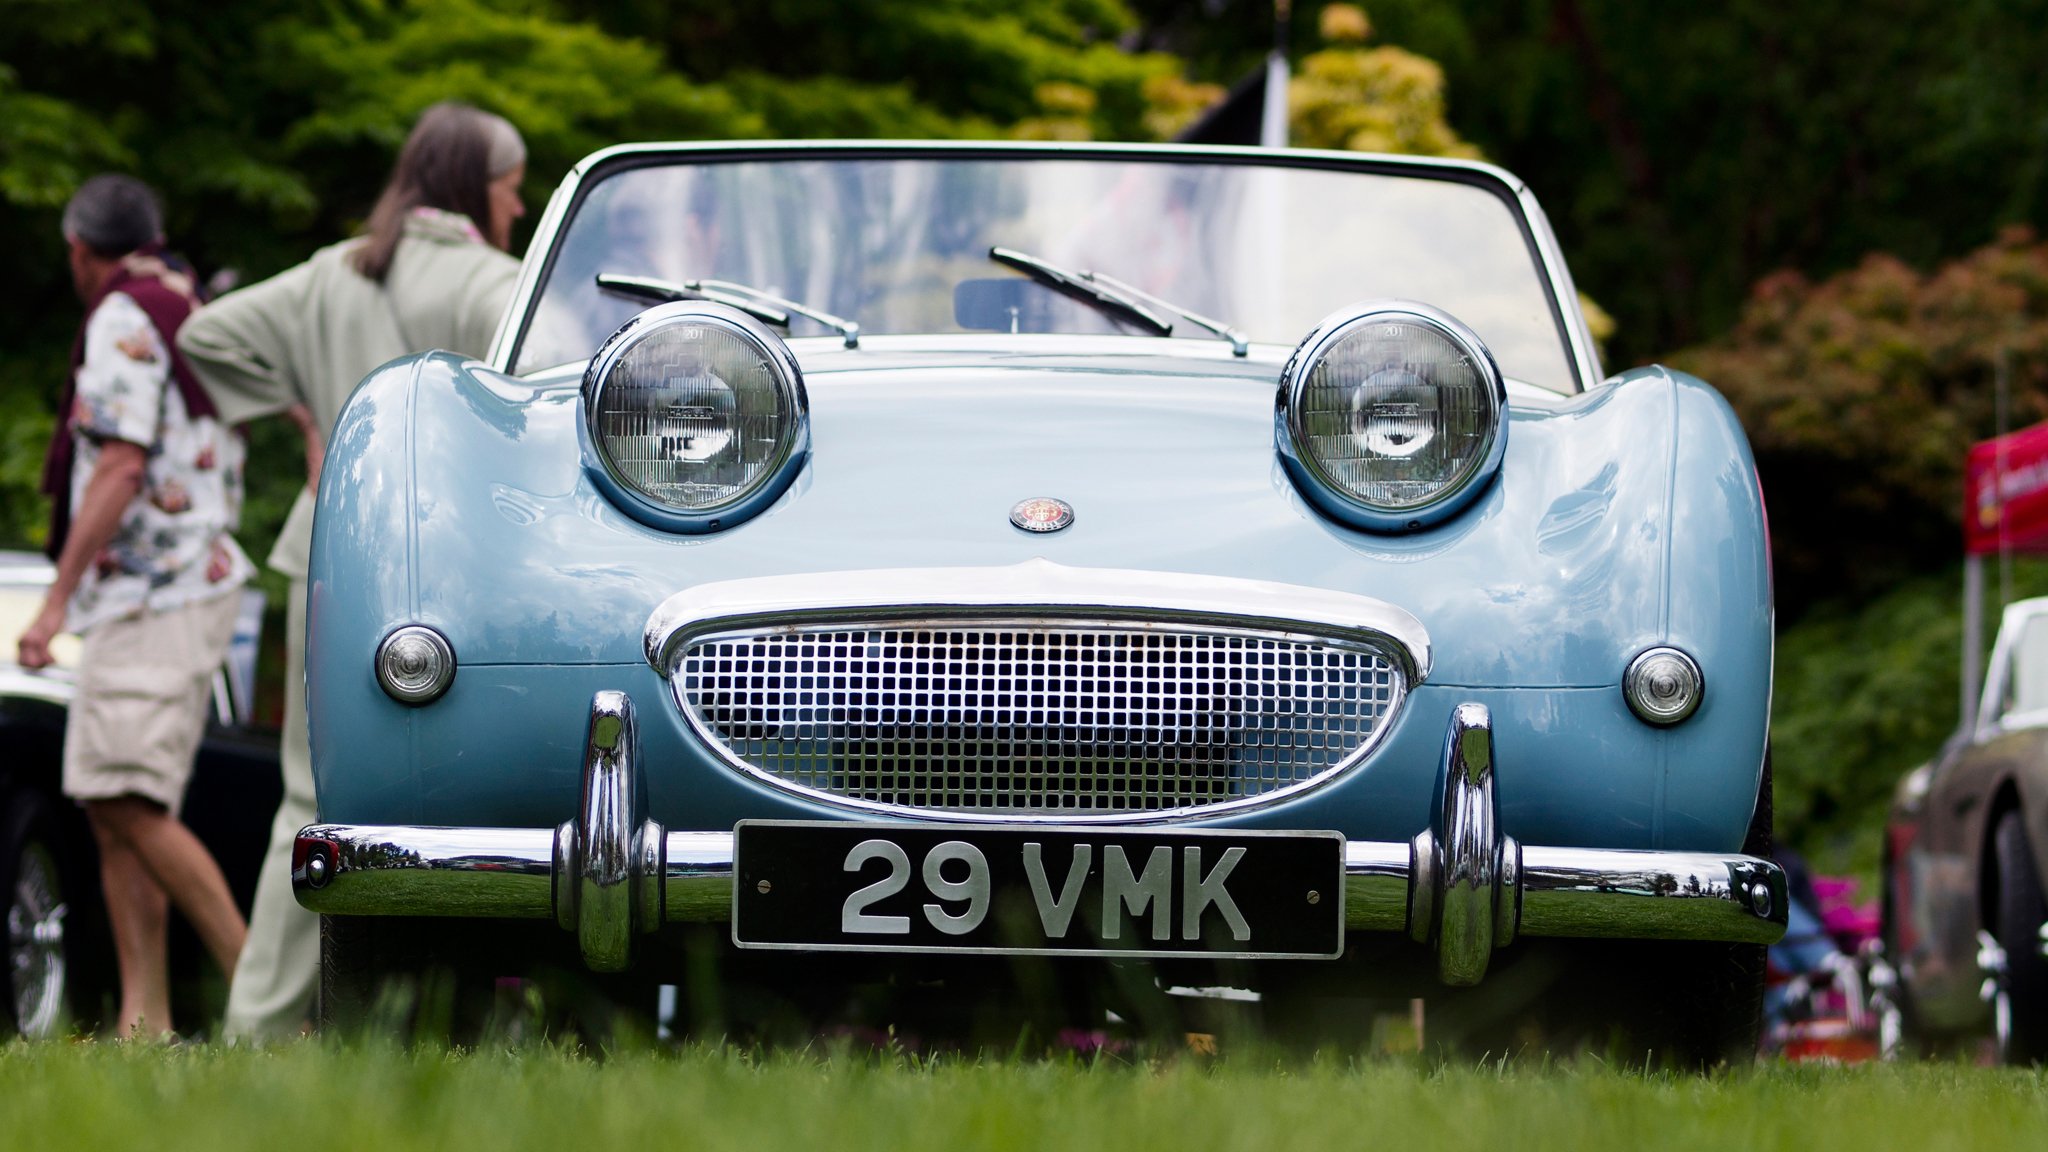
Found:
[1965,420,2048,554]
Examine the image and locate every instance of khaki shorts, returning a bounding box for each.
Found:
[62,591,240,814]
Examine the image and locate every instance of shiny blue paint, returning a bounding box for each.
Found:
[308,337,1769,853]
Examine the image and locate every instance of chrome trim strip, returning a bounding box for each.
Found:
[644,558,1432,683]
[1342,840,1410,932]
[490,140,1597,394]
[293,825,557,919]
[293,825,1786,946]
[1517,847,1787,944]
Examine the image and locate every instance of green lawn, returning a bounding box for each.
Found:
[3,1042,2045,1152]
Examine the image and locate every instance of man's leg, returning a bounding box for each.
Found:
[224,577,319,1041]
[65,591,251,1026]
[88,795,247,977]
[87,819,171,1037]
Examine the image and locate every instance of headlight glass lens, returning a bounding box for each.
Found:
[592,319,794,511]
[1295,314,1499,511]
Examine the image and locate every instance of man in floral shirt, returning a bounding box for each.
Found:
[16,174,252,1038]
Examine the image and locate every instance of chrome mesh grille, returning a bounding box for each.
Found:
[675,621,1403,817]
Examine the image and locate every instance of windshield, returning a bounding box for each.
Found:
[514,154,1577,392]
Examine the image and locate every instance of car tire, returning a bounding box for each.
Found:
[1,790,75,1039]
[317,914,442,1037]
[1628,747,1773,1067]
[1993,810,2048,1064]
[1501,750,1773,1068]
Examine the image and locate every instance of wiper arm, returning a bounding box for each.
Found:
[1082,270,1250,358]
[988,247,1173,337]
[596,273,860,348]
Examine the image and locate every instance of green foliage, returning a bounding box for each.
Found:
[1287,7,1478,159]
[1671,227,2048,616]
[1772,557,2048,875]
[554,0,1182,142]
[0,66,132,207]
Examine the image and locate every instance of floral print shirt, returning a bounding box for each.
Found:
[66,291,253,632]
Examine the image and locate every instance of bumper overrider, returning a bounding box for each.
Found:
[293,692,1786,985]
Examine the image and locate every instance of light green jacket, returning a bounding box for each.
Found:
[178,210,519,577]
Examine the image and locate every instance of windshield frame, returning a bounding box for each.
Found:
[490,140,1602,394]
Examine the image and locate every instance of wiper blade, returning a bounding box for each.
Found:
[988,247,1250,356]
[596,273,860,348]
[988,247,1172,337]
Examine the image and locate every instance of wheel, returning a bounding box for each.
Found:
[1453,750,1773,1067]
[1992,810,2048,1063]
[318,914,501,1040]
[2,791,74,1038]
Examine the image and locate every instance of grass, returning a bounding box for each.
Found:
[3,1041,2046,1152]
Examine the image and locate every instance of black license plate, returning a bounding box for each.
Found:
[733,821,1345,958]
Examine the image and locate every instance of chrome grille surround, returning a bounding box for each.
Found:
[671,615,1408,822]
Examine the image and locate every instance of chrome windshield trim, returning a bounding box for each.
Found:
[643,558,1431,683]
[492,141,1595,392]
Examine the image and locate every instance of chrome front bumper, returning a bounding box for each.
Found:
[294,694,1787,984]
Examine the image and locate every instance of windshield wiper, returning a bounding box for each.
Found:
[987,247,1249,356]
[596,273,860,348]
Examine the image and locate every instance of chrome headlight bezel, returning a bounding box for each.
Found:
[1275,301,1509,533]
[580,301,810,534]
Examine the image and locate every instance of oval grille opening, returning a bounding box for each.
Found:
[675,621,1403,818]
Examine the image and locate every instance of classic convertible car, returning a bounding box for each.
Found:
[1884,595,2048,1062]
[291,141,1784,1061]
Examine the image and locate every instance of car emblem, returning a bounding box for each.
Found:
[1009,497,1074,533]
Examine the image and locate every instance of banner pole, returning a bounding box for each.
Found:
[1963,552,1985,735]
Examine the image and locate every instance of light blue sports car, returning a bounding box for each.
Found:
[292,141,1783,1061]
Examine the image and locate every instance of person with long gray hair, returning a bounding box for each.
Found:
[178,101,528,1040]
[18,174,254,1037]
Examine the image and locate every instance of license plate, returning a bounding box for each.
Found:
[732,821,1345,959]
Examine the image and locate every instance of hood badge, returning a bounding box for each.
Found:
[1010,497,1074,533]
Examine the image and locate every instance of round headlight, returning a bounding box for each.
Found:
[1277,302,1507,531]
[583,301,808,529]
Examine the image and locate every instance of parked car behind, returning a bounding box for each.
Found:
[291,141,1786,1063]
[0,551,276,1037]
[1886,595,2048,1062]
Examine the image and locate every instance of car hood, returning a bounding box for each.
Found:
[321,336,1763,692]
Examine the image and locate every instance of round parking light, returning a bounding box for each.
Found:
[1623,646,1703,725]
[377,625,456,705]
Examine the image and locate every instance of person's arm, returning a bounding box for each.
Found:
[17,442,145,668]
[17,293,166,668]
[287,402,324,491]
[177,260,315,427]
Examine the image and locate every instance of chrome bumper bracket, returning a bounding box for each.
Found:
[292,694,1789,981]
